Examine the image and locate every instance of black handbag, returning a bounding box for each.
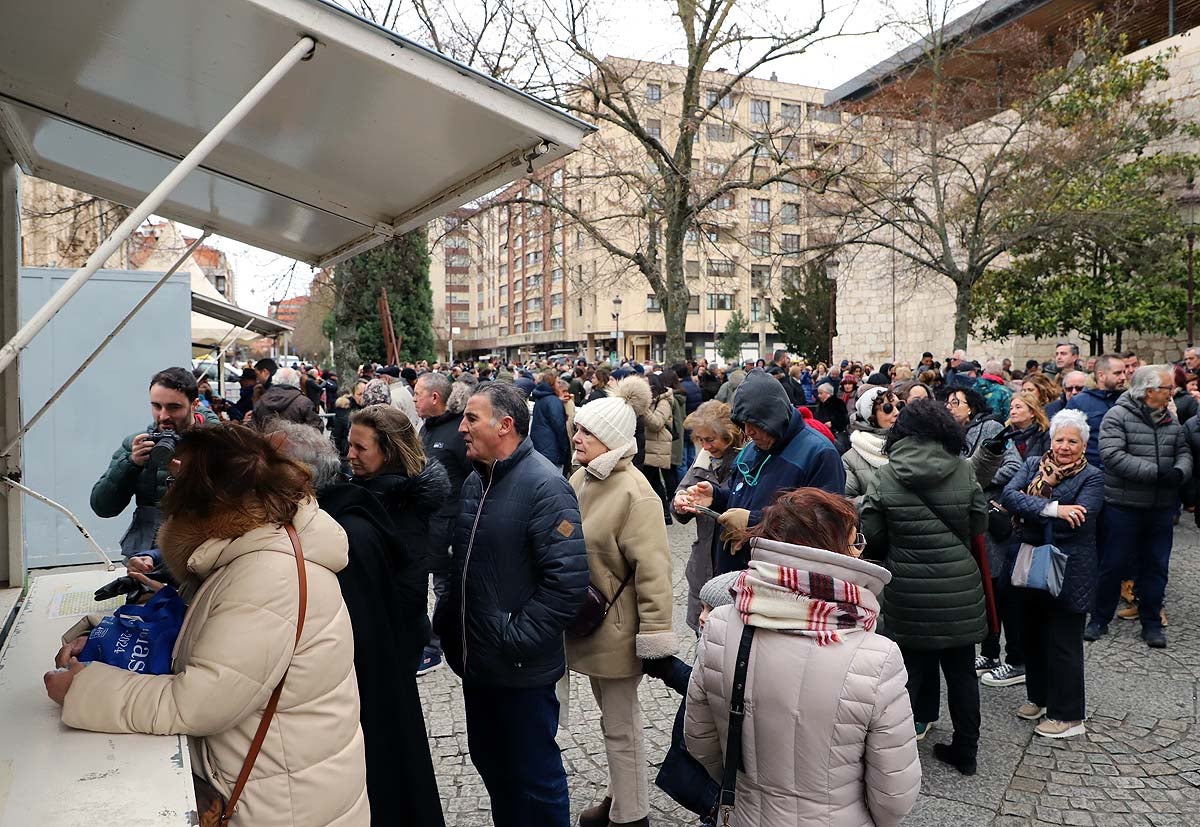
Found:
[714,624,756,826]
[987,500,1014,540]
[567,570,634,638]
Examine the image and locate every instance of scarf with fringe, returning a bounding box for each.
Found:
[734,559,879,646]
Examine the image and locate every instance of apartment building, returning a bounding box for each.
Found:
[428,58,855,364]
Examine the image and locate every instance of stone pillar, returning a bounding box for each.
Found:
[0,155,23,586]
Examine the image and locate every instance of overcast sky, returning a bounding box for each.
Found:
[208,0,987,314]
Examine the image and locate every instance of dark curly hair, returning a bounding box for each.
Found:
[884,398,966,457]
[934,383,988,417]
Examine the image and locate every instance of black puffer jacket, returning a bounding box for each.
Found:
[1001,459,1104,615]
[1099,393,1192,510]
[860,437,988,650]
[434,438,589,688]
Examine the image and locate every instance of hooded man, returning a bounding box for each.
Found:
[681,369,845,574]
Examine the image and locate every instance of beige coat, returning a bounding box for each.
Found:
[62,499,369,827]
[643,392,675,470]
[567,448,678,678]
[684,543,920,827]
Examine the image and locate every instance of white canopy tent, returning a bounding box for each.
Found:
[0,0,593,583]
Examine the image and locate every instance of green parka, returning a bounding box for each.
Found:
[860,437,988,650]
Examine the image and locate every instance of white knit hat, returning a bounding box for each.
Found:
[855,385,888,423]
[574,377,652,451]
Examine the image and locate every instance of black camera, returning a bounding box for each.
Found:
[146,430,179,465]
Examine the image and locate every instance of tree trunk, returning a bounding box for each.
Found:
[953,279,972,351]
[663,279,689,365]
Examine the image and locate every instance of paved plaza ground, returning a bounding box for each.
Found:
[419,518,1200,826]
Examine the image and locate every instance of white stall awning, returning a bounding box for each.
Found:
[0,0,593,267]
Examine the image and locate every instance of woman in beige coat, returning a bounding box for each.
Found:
[685,488,920,827]
[569,377,679,827]
[46,425,369,827]
[642,373,677,521]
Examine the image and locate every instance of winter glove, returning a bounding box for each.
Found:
[641,656,676,681]
[1160,467,1185,488]
[983,424,1017,454]
[717,508,750,532]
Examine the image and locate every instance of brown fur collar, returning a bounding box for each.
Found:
[157,502,275,585]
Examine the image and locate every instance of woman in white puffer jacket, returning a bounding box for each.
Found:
[684,487,920,827]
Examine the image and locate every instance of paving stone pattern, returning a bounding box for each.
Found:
[419,519,1200,826]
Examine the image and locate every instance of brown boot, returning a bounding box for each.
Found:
[578,797,612,827]
[1120,580,1136,604]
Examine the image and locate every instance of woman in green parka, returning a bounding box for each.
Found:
[861,398,988,777]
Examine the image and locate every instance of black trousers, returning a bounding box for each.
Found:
[1023,590,1086,721]
[643,464,679,516]
[902,644,981,757]
[981,576,1026,666]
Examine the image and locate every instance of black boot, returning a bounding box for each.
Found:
[578,797,612,827]
[933,742,977,776]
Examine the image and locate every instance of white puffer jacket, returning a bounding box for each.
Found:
[684,542,920,827]
[62,499,369,826]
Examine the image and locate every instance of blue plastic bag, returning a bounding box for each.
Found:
[78,586,186,674]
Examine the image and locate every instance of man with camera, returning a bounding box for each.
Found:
[90,367,217,560]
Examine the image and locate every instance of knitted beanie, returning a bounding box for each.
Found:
[699,571,741,610]
[855,385,888,423]
[574,376,652,451]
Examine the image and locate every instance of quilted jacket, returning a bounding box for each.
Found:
[1001,459,1105,615]
[1099,393,1192,510]
[860,437,989,650]
[673,448,738,631]
[684,542,920,827]
[434,438,589,688]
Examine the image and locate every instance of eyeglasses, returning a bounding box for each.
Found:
[851,531,867,553]
[946,397,964,407]
[1064,385,1086,393]
[1153,385,1174,392]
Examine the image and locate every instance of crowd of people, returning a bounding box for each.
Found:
[37,340,1200,826]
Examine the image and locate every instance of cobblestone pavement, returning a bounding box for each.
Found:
[419,518,1200,826]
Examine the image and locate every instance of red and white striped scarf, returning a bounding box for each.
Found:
[734,559,880,646]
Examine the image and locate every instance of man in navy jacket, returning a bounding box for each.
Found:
[683,369,845,574]
[1066,354,1127,467]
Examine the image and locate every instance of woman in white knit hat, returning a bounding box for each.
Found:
[569,377,680,827]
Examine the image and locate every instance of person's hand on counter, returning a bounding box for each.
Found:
[43,658,86,706]
[54,635,88,669]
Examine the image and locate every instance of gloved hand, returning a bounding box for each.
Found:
[1160,467,1185,488]
[641,656,676,680]
[983,424,1016,454]
[717,508,750,532]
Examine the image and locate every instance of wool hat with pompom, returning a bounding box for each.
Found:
[574,376,652,451]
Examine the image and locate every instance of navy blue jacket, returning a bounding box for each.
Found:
[681,378,703,415]
[649,656,720,819]
[1065,388,1121,468]
[433,438,589,688]
[530,383,571,467]
[1001,459,1105,614]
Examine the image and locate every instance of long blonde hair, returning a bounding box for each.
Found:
[1008,390,1049,432]
[350,405,426,477]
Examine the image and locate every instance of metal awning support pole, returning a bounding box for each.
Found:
[1,233,208,460]
[0,477,115,571]
[0,35,316,377]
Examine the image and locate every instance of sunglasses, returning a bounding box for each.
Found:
[1064,385,1086,393]
[875,397,904,415]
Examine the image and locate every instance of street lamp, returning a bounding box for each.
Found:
[823,256,840,364]
[1179,189,1200,347]
[611,294,623,363]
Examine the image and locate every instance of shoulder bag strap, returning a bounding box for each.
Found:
[717,623,756,826]
[607,566,636,608]
[912,487,970,550]
[221,524,309,824]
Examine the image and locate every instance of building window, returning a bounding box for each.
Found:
[525,250,542,265]
[849,144,865,162]
[707,259,733,278]
[782,265,803,290]
[751,297,771,322]
[780,203,801,224]
[551,267,563,285]
[780,179,799,194]
[705,123,733,143]
[750,98,770,124]
[750,198,770,224]
[705,228,720,243]
[646,83,661,102]
[499,285,508,302]
[575,230,584,249]
[513,278,522,294]
[529,320,544,332]
[750,232,770,256]
[646,293,661,312]
[578,297,584,316]
[707,89,733,110]
[707,293,733,310]
[552,293,563,307]
[514,300,522,316]
[751,264,770,290]
[214,275,227,294]
[685,259,700,279]
[712,192,734,210]
[528,298,542,312]
[781,234,802,255]
[688,294,701,313]
[551,317,564,330]
[705,159,725,176]
[647,118,662,139]
[780,102,801,125]
[528,273,542,289]
[685,227,699,244]
[809,104,842,124]
[500,305,509,319]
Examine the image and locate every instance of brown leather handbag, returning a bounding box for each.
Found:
[194,524,309,826]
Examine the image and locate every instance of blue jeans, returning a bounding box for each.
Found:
[464,683,570,827]
[1092,504,1175,632]
[678,431,697,479]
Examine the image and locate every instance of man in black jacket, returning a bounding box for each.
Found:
[415,371,471,675]
[434,382,588,827]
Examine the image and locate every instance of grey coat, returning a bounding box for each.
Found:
[673,448,737,631]
[964,415,1022,573]
[1099,393,1192,510]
